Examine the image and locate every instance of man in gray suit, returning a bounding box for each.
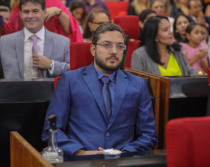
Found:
[0,0,70,80]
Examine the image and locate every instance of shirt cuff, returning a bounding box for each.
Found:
[48,60,54,74]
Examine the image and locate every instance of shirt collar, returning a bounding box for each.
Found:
[24,26,45,41]
[94,67,116,83]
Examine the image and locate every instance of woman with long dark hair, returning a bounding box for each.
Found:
[173,13,192,43]
[131,15,197,76]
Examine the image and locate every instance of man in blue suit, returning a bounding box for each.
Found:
[42,23,157,157]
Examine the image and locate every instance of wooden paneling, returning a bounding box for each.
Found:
[10,131,53,167]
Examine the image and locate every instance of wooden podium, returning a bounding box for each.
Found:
[10,131,53,167]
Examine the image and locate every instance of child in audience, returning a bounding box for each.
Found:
[180,23,208,73]
[69,0,86,34]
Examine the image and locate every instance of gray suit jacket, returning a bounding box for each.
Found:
[131,46,197,76]
[0,28,70,80]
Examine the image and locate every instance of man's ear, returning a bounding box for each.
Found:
[90,44,96,57]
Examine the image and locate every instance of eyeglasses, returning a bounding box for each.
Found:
[96,41,126,51]
[91,21,111,25]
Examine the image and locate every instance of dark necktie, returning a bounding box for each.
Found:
[100,76,112,121]
[30,35,43,78]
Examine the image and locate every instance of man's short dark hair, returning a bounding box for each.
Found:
[92,23,126,45]
[20,0,46,11]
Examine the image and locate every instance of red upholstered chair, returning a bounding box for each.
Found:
[114,16,140,68]
[166,116,210,167]
[105,1,129,20]
[54,42,93,88]
[54,76,61,89]
[70,42,94,70]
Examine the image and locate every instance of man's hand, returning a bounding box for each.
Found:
[32,54,52,69]
[45,7,61,22]
[76,147,104,156]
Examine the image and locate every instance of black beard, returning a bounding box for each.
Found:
[95,54,123,72]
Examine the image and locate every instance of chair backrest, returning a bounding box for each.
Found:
[166,116,210,167]
[105,1,129,20]
[70,42,93,70]
[114,16,140,68]
[114,15,140,39]
[54,76,61,89]
[125,40,141,68]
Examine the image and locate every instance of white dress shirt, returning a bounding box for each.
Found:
[24,27,45,79]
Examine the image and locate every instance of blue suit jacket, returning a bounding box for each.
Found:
[42,64,157,156]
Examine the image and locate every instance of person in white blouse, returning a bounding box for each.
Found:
[0,0,70,79]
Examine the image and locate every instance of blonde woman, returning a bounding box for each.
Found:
[128,0,149,16]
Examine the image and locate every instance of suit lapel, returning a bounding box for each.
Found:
[16,30,25,78]
[83,64,108,123]
[108,69,128,129]
[43,29,53,77]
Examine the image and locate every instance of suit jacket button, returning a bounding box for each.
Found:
[106,132,110,136]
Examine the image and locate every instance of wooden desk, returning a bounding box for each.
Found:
[10,131,53,167]
[56,150,166,167]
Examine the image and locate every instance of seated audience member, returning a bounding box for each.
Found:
[180,23,208,73]
[173,13,192,43]
[0,0,83,42]
[150,0,174,30]
[131,16,197,76]
[0,0,70,80]
[42,23,157,157]
[83,8,110,42]
[69,0,86,34]
[170,0,189,17]
[138,9,157,39]
[128,0,149,16]
[188,0,209,27]
[82,0,109,15]
[0,6,10,22]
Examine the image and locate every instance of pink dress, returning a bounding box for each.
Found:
[3,0,83,42]
[180,41,208,72]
